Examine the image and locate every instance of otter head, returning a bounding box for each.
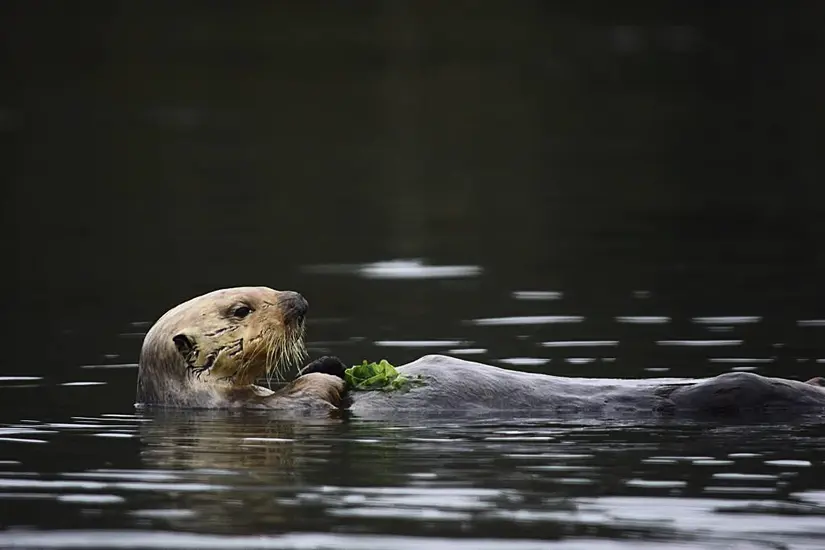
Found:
[136,286,309,407]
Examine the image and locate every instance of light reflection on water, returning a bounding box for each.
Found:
[3,283,825,549]
[303,259,484,280]
[6,3,825,547]
[0,404,824,548]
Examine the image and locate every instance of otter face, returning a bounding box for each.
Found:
[143,287,308,389]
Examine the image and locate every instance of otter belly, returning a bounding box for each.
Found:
[348,355,825,418]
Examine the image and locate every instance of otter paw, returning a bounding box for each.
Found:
[300,356,347,380]
[805,377,825,387]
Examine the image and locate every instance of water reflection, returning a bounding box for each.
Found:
[1,411,824,548]
[5,1,825,548]
[303,259,484,280]
[470,316,586,326]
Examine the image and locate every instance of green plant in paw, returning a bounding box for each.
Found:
[344,360,424,392]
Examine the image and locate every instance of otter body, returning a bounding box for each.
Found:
[136,287,825,418]
[346,355,825,418]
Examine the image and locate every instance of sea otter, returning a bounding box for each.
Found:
[136,286,825,417]
[136,286,345,411]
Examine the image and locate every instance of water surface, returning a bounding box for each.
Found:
[5,2,825,548]
[2,403,825,549]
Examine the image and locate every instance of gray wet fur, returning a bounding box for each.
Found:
[348,355,825,417]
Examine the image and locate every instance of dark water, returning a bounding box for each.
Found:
[1,411,825,549]
[4,2,825,548]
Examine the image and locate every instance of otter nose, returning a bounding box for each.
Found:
[279,291,308,323]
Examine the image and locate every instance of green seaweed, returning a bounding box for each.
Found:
[344,359,423,392]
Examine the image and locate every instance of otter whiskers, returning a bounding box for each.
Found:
[252,323,306,389]
[270,323,307,384]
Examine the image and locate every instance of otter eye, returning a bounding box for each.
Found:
[232,305,253,318]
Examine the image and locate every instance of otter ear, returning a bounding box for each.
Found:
[173,333,196,362]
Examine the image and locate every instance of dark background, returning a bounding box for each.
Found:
[4,1,825,388]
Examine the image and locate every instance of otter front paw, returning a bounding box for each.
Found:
[299,356,347,380]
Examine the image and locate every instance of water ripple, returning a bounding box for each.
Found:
[692,316,762,325]
[303,259,483,280]
[374,340,467,348]
[656,340,742,347]
[511,291,563,301]
[0,531,683,550]
[470,315,584,326]
[615,316,671,324]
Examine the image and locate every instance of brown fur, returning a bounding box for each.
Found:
[136,287,343,410]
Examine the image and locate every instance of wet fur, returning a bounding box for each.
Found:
[136,288,825,417]
[136,287,339,410]
[347,355,825,418]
